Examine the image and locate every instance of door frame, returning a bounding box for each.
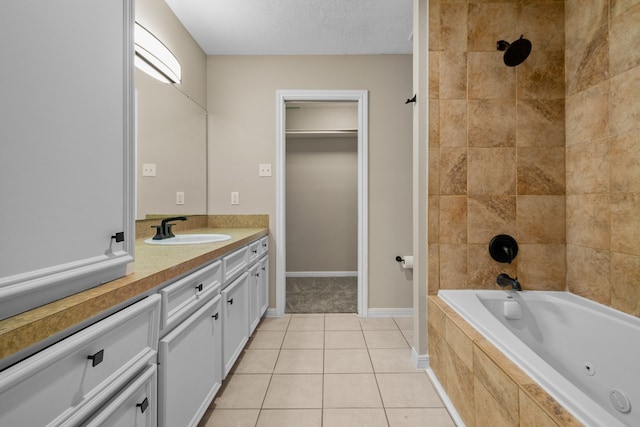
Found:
[275,90,369,316]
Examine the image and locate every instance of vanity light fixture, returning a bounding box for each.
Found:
[134,22,182,84]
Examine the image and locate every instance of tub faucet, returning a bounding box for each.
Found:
[151,216,188,240]
[497,273,521,291]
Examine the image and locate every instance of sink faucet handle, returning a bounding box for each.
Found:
[165,223,176,238]
[151,225,165,240]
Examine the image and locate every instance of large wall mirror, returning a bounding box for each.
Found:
[135,69,207,219]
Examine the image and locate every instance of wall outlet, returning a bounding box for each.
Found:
[142,163,156,177]
[259,163,272,177]
[231,191,239,205]
[176,191,184,205]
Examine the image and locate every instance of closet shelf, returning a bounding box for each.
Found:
[286,129,357,138]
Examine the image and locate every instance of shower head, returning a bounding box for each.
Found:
[496,35,532,67]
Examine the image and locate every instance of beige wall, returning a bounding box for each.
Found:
[565,1,640,318]
[207,55,414,310]
[286,137,358,272]
[135,0,208,218]
[429,2,566,293]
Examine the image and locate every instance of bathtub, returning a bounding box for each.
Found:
[438,290,640,427]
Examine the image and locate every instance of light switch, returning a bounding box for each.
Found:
[176,191,184,205]
[142,163,156,177]
[259,163,272,177]
[231,192,239,205]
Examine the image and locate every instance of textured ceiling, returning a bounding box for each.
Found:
[164,0,413,55]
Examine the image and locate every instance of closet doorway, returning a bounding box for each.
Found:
[275,90,368,317]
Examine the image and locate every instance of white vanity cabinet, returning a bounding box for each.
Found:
[0,0,135,320]
[249,254,269,335]
[156,260,223,427]
[248,262,261,334]
[222,272,250,378]
[158,295,222,427]
[259,255,270,318]
[249,237,269,335]
[0,295,160,427]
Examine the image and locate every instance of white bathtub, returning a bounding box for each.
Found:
[438,290,640,427]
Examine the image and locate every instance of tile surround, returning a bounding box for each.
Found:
[429,2,640,420]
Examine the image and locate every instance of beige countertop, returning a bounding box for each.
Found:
[0,226,268,363]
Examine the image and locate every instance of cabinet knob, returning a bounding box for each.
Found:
[195,283,203,292]
[227,298,234,305]
[136,397,149,414]
[252,249,258,254]
[87,349,104,367]
[212,312,219,320]
[255,272,260,277]
[111,231,125,243]
[262,267,266,271]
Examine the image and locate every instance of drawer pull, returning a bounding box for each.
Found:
[212,312,219,320]
[262,242,267,247]
[252,249,258,254]
[227,298,234,305]
[255,272,260,277]
[196,283,203,292]
[87,349,104,367]
[262,267,266,271]
[136,397,149,414]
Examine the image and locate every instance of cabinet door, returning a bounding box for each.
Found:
[259,256,269,317]
[221,272,249,378]
[248,262,261,335]
[0,0,135,320]
[158,295,222,427]
[82,364,157,427]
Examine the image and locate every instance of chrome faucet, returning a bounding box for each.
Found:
[496,273,521,291]
[151,216,188,240]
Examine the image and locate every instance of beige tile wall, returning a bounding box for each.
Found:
[429,0,640,318]
[429,0,566,294]
[565,0,640,317]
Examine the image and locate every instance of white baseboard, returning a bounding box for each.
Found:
[265,308,279,317]
[365,308,413,317]
[286,271,358,278]
[412,347,429,369]
[425,367,466,427]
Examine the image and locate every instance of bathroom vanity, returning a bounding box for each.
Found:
[0,228,269,427]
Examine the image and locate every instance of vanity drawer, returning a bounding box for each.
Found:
[0,295,160,427]
[248,240,261,264]
[222,246,248,285]
[258,236,269,256]
[159,260,221,333]
[81,364,157,427]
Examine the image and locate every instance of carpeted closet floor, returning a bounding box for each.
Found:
[286,277,357,313]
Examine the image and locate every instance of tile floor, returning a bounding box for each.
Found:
[198,313,455,427]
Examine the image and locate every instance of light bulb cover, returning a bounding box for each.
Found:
[134,22,181,84]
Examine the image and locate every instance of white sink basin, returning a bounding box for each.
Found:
[144,234,231,245]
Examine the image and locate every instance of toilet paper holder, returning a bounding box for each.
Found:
[395,255,414,269]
